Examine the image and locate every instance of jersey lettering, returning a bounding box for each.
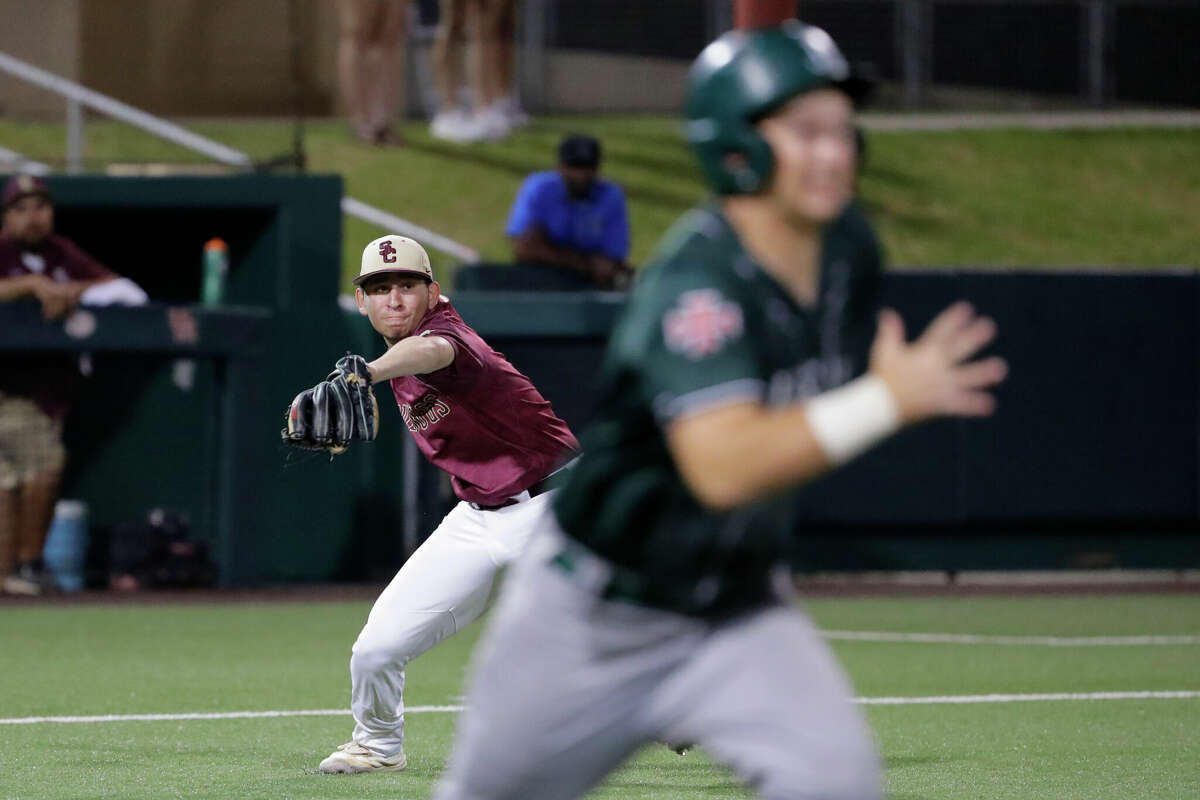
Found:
[663,288,744,360]
[399,391,452,431]
[765,355,853,406]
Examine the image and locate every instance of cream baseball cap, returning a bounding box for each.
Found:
[353,235,434,286]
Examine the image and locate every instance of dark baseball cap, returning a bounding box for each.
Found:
[558,134,601,169]
[2,174,52,210]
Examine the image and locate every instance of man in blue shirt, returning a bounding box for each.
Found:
[505,134,633,289]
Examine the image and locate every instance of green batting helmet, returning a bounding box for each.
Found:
[685,21,864,195]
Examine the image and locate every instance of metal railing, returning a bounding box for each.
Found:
[342,197,478,264]
[0,51,253,173]
[0,50,479,264]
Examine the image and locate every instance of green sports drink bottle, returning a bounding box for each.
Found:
[202,238,228,306]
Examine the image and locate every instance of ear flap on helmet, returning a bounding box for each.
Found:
[728,129,775,194]
[689,117,776,196]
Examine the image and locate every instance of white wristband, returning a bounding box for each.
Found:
[804,374,901,466]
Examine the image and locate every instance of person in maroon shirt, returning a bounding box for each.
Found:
[0,175,121,596]
[316,234,580,774]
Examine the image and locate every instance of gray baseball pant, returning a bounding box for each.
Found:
[433,524,883,800]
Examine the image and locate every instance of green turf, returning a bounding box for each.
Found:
[1,118,1196,291]
[874,700,1199,800]
[803,594,1200,635]
[1,593,1197,799]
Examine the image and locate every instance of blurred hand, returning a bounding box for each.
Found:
[587,256,634,290]
[30,277,77,320]
[586,255,617,289]
[611,263,635,291]
[869,302,1008,423]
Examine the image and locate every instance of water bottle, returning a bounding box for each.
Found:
[43,499,89,592]
[202,238,229,305]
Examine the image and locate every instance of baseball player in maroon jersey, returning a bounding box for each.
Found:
[313,234,579,774]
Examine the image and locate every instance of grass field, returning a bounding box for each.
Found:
[1,117,1196,290]
[2,592,1197,800]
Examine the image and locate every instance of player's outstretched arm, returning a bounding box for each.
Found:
[367,335,456,382]
[667,302,1007,511]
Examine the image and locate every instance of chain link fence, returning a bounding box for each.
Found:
[523,0,1197,110]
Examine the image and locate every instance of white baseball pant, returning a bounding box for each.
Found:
[344,490,559,757]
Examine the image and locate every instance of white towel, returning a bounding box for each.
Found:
[79,277,149,306]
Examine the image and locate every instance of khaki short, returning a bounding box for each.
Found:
[0,393,66,490]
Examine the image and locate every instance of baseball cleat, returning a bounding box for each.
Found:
[318,742,407,774]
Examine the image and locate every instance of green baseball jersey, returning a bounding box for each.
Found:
[553,200,882,618]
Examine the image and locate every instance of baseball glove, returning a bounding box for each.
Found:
[281,354,379,454]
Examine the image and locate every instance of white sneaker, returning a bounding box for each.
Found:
[430,109,473,142]
[3,574,42,596]
[496,96,530,128]
[317,741,407,774]
[3,562,46,595]
[433,107,510,143]
[468,106,511,142]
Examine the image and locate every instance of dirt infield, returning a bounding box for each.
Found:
[3,571,1197,606]
[0,583,385,606]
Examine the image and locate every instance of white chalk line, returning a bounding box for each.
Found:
[856,690,1200,706]
[822,631,1200,646]
[0,706,460,725]
[3,692,1197,726]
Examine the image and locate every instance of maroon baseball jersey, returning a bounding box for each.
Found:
[0,232,113,285]
[388,298,580,506]
[0,232,115,418]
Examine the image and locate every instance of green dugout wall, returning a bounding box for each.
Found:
[363,276,1200,576]
[21,174,375,586]
[15,174,1200,584]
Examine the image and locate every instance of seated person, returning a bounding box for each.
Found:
[0,175,139,594]
[505,133,633,289]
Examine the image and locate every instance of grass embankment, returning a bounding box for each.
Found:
[1,117,1196,289]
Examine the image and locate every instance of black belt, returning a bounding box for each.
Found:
[469,473,556,511]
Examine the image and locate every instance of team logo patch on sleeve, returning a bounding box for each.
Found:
[663,289,744,359]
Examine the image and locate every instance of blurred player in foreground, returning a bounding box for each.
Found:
[433,21,1008,800]
[282,236,578,773]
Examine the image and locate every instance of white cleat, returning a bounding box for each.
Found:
[430,109,474,142]
[661,739,693,755]
[317,741,407,774]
